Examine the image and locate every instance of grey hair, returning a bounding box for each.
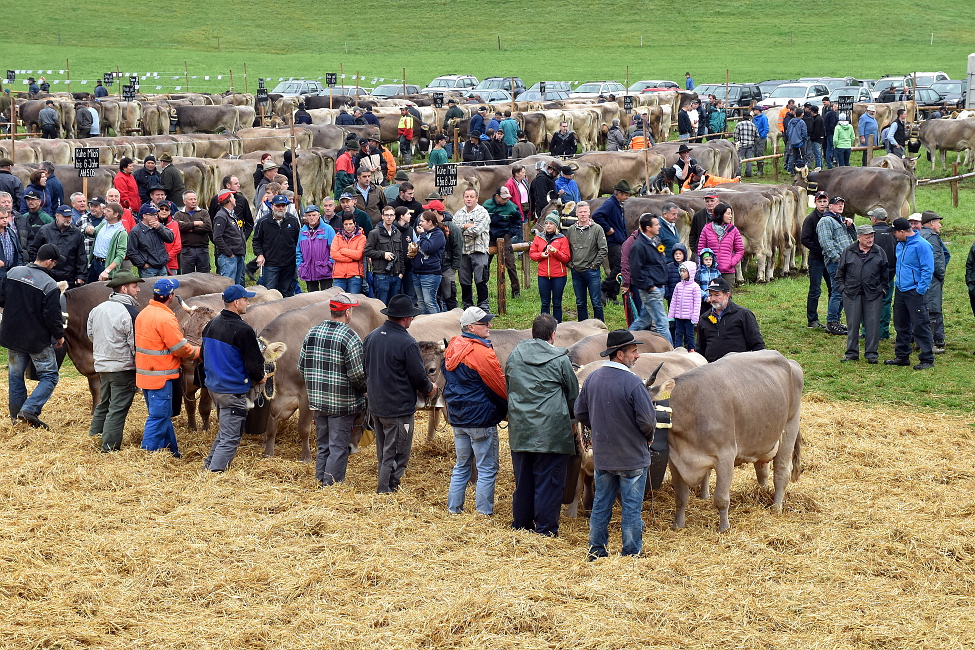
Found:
[662,201,679,213]
[612,118,620,127]
[0,191,10,201]
[40,161,55,173]
[576,201,589,209]
[182,190,197,200]
[70,192,85,202]
[321,196,335,204]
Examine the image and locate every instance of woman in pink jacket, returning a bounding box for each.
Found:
[696,202,744,287]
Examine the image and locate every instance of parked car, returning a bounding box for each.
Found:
[877,86,945,108]
[829,86,874,106]
[930,80,967,108]
[909,71,950,87]
[470,90,513,104]
[474,77,526,95]
[765,82,830,108]
[321,86,372,97]
[628,80,679,93]
[370,83,421,98]
[758,79,795,98]
[871,76,914,100]
[527,81,571,93]
[421,75,479,94]
[270,80,326,97]
[819,77,861,92]
[692,83,764,115]
[569,81,626,98]
[515,89,570,102]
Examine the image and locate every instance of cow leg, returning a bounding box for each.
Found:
[87,374,102,415]
[698,469,711,500]
[200,388,213,431]
[297,400,313,464]
[713,457,735,533]
[772,415,802,515]
[671,462,690,530]
[756,254,767,283]
[184,392,198,431]
[735,260,745,285]
[425,407,441,443]
[262,417,279,458]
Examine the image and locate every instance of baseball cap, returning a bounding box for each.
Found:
[867,207,887,220]
[24,190,42,201]
[329,292,359,312]
[55,205,74,218]
[35,243,65,265]
[271,194,289,205]
[908,212,922,222]
[304,205,321,214]
[891,217,912,231]
[707,277,731,292]
[422,199,446,211]
[339,192,355,200]
[815,191,829,200]
[139,203,158,216]
[497,186,512,198]
[704,192,719,199]
[217,190,234,203]
[829,196,845,205]
[460,306,496,328]
[222,284,256,302]
[560,165,575,175]
[153,277,180,297]
[866,104,876,111]
[88,196,106,206]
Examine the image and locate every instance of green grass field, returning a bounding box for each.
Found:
[3,0,974,94]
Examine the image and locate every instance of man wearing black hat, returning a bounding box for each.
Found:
[133,156,160,204]
[29,205,88,286]
[128,204,175,279]
[512,130,537,159]
[77,196,107,261]
[469,106,488,138]
[592,179,631,304]
[362,294,438,493]
[253,195,301,297]
[442,99,464,133]
[462,131,486,166]
[15,189,52,260]
[87,271,143,451]
[0,243,66,428]
[528,160,558,221]
[918,211,948,352]
[800,191,833,328]
[673,144,698,183]
[157,153,185,209]
[575,329,657,560]
[353,137,387,184]
[293,103,312,125]
[887,217,935,369]
[696,277,765,363]
[201,284,267,472]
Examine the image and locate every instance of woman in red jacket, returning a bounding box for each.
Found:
[529,212,571,322]
[503,164,531,223]
[696,202,744,287]
[113,157,142,213]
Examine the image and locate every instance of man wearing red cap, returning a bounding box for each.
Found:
[299,293,367,486]
[212,190,246,285]
[425,197,462,311]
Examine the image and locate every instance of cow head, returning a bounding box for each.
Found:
[418,340,446,390]
[258,337,287,363]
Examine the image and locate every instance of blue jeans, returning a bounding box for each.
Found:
[674,318,696,349]
[537,275,567,322]
[589,467,649,557]
[373,273,401,306]
[140,266,167,278]
[810,141,823,169]
[217,254,245,285]
[141,379,180,457]
[333,276,363,294]
[570,268,603,322]
[448,426,499,515]
[629,287,674,345]
[824,135,835,168]
[826,261,844,323]
[261,264,296,297]
[412,273,442,314]
[835,148,851,166]
[806,257,831,324]
[7,346,59,418]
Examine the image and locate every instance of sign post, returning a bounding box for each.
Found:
[624,95,633,114]
[103,72,113,87]
[539,81,546,96]
[433,92,444,109]
[326,72,337,110]
[75,146,99,196]
[435,164,458,196]
[256,78,269,127]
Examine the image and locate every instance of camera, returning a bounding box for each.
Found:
[383,255,397,274]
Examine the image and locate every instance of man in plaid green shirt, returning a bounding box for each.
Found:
[298,293,367,486]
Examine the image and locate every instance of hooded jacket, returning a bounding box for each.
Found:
[87,292,139,373]
[411,226,446,275]
[668,261,701,322]
[834,241,889,301]
[695,248,722,296]
[698,221,744,274]
[895,230,934,295]
[0,263,64,354]
[665,243,689,301]
[442,333,507,428]
[629,231,669,291]
[505,338,579,455]
[296,219,335,281]
[330,227,366,279]
[529,230,570,278]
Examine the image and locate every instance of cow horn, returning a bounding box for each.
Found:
[174,294,198,312]
[646,362,665,386]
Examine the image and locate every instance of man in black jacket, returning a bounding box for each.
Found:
[389,182,423,225]
[807,106,825,170]
[800,191,832,328]
[549,121,577,157]
[133,156,160,204]
[362,294,437,493]
[529,161,558,221]
[0,243,65,428]
[677,104,694,141]
[689,191,718,259]
[868,208,897,339]
[208,176,254,241]
[697,277,766,363]
[822,98,839,169]
[834,225,889,364]
[29,205,87,286]
[126,204,174,278]
[16,190,53,260]
[627,214,673,345]
[252,195,301,297]
[0,159,24,215]
[212,190,246,284]
[462,131,486,166]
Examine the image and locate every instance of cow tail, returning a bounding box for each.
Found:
[791,431,803,482]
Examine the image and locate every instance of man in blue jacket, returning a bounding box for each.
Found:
[858,105,879,166]
[201,285,267,471]
[786,107,808,172]
[885,218,935,370]
[627,213,673,345]
[751,106,769,175]
[592,179,631,305]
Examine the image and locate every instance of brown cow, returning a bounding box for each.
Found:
[649,350,803,532]
[794,166,917,218]
[918,117,975,171]
[566,330,672,367]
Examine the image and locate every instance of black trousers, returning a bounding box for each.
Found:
[893,288,934,364]
[511,451,570,536]
[600,243,622,300]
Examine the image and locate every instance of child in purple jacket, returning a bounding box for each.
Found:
[668,261,701,351]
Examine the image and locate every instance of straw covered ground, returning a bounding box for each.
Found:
[1,376,974,649]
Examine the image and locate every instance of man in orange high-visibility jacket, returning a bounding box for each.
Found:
[135,277,199,457]
[681,165,741,193]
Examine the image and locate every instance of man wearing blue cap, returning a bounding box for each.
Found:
[135,277,199,457]
[253,194,301,297]
[201,284,267,471]
[127,203,175,278]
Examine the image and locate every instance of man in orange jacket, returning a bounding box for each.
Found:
[135,277,199,457]
[681,165,740,193]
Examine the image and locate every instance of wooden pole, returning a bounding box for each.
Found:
[244,63,248,94]
[290,105,299,202]
[521,221,530,289]
[229,69,234,95]
[496,237,507,315]
[116,66,122,99]
[82,177,88,198]
[952,161,959,207]
[65,59,70,95]
[10,101,16,163]
[725,69,730,110]
[510,76,515,115]
[184,61,189,93]
[355,71,359,107]
[453,127,460,162]
[403,68,406,97]
[866,134,875,164]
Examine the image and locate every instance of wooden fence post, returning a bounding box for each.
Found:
[496,238,507,315]
[866,134,874,164]
[521,222,530,290]
[952,161,960,207]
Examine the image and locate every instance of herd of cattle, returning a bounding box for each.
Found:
[60,276,802,531]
